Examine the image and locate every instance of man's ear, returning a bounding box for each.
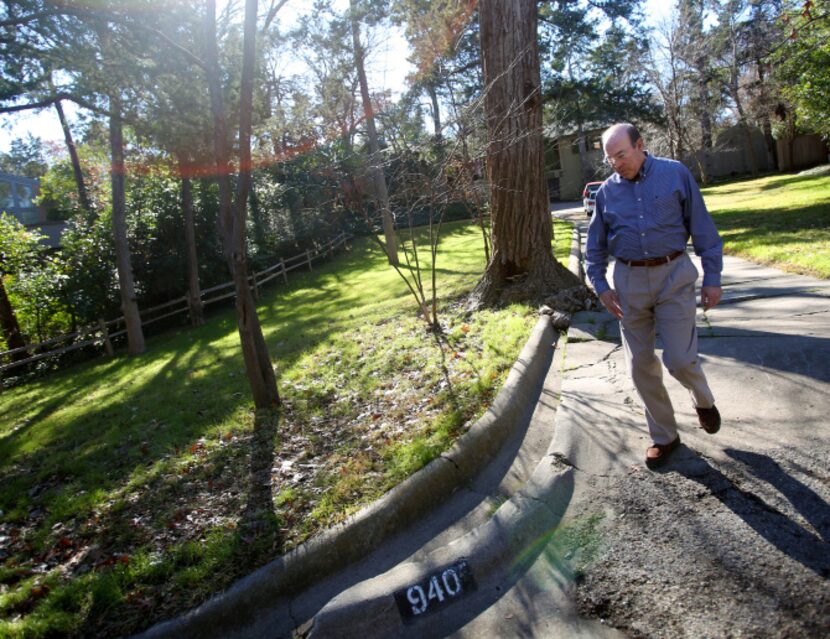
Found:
[636,138,645,151]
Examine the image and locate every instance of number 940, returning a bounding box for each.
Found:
[407,568,463,615]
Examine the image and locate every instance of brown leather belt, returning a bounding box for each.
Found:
[617,250,684,267]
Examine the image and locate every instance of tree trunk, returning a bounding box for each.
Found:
[350,0,398,266]
[736,109,759,176]
[178,157,204,327]
[427,81,442,142]
[204,2,235,265]
[54,99,93,215]
[728,36,758,177]
[109,95,145,355]
[248,177,268,253]
[205,0,280,410]
[0,272,27,362]
[699,77,713,149]
[756,60,778,170]
[471,0,580,308]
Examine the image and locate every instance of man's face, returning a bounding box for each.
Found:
[603,133,646,180]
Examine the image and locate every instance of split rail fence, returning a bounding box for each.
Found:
[1,232,352,375]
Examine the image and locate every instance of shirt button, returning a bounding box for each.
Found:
[637,198,641,201]
[641,232,645,236]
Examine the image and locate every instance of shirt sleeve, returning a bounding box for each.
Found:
[585,186,611,296]
[682,166,723,287]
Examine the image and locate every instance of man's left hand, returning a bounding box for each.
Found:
[701,286,722,310]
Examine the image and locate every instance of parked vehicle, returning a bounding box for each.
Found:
[582,181,603,217]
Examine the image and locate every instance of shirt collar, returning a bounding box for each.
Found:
[639,152,653,179]
[610,151,653,184]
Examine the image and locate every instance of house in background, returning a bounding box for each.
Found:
[0,172,65,247]
[545,123,829,201]
[544,128,610,202]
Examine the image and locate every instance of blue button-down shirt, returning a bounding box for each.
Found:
[585,154,723,296]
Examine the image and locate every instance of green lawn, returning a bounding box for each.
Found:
[702,171,830,278]
[0,219,573,638]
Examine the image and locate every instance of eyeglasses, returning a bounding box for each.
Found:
[603,149,632,166]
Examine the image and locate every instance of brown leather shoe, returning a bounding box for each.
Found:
[645,436,681,469]
[696,405,721,434]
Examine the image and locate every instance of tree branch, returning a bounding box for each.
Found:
[0,92,105,116]
[0,9,63,28]
[262,0,290,32]
[2,3,207,70]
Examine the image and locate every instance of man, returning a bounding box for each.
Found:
[585,123,723,469]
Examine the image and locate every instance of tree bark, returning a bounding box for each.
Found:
[699,77,713,149]
[109,95,145,355]
[756,62,778,171]
[0,272,27,362]
[178,156,204,327]
[205,0,280,410]
[350,0,398,266]
[54,98,93,215]
[471,0,580,307]
[248,178,268,253]
[427,81,442,142]
[204,0,235,266]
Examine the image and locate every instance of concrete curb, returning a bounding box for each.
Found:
[136,315,556,639]
[568,226,585,284]
[307,453,574,638]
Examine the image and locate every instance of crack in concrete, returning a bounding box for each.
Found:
[564,344,623,372]
[550,451,577,469]
[440,454,461,472]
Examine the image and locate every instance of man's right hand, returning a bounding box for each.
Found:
[599,289,624,319]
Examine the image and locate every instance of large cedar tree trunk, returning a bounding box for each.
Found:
[205,0,280,410]
[109,96,145,355]
[350,1,398,266]
[471,0,579,307]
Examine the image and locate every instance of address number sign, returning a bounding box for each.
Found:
[393,559,477,624]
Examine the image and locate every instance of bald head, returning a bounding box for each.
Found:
[602,123,641,148]
[602,122,646,180]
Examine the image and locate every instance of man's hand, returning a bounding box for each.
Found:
[599,289,624,319]
[701,285,722,311]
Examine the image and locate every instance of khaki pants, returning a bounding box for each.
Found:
[613,253,715,445]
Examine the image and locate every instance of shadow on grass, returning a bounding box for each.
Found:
[240,408,281,536]
[712,201,830,241]
[702,172,830,197]
[0,223,490,531]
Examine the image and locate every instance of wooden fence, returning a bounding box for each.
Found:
[0,232,352,374]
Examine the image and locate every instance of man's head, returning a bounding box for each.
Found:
[601,123,646,180]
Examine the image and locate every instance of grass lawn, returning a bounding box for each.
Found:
[0,219,573,638]
[702,171,830,278]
